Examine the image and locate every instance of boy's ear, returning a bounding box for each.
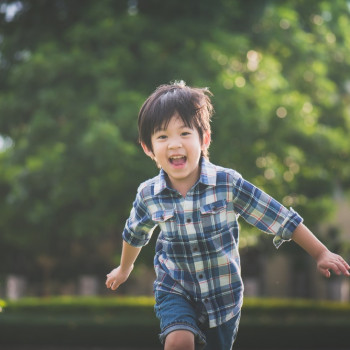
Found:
[141,143,154,159]
[201,131,211,150]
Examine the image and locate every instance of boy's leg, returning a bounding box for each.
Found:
[154,290,207,349]
[203,311,241,350]
[164,329,194,350]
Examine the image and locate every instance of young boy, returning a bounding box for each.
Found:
[106,81,350,350]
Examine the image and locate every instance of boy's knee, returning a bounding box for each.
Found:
[165,330,195,350]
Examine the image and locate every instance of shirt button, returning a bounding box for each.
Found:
[193,247,198,252]
[204,298,209,303]
[198,274,204,279]
[186,218,191,223]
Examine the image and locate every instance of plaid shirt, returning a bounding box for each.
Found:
[123,158,303,327]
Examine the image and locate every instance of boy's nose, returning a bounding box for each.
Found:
[168,139,182,149]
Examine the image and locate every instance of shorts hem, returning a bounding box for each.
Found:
[159,321,206,348]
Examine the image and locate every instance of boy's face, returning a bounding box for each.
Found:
[142,115,210,194]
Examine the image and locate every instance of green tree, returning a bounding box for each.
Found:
[0,0,349,287]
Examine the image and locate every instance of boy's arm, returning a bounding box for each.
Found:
[292,223,350,278]
[105,240,142,290]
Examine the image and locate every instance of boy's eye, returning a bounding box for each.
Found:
[181,131,191,136]
[157,135,167,140]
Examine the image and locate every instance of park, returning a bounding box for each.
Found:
[0,0,350,349]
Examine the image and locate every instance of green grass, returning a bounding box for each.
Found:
[244,297,350,311]
[0,296,349,348]
[0,295,155,314]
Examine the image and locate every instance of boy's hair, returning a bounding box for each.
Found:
[138,81,213,159]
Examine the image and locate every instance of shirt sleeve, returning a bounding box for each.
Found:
[232,175,303,249]
[122,188,157,248]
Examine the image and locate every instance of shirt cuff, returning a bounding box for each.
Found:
[273,208,303,249]
[122,227,150,247]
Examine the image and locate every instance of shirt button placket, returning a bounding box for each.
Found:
[183,199,206,296]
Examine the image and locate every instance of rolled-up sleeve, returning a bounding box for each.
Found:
[122,190,157,247]
[232,175,303,248]
[272,208,303,248]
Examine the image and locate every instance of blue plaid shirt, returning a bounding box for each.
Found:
[123,158,303,327]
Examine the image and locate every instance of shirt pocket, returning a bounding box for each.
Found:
[152,209,177,240]
[200,199,228,234]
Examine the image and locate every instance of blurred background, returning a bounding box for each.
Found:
[0,0,350,303]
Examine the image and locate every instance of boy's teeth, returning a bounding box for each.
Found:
[170,156,186,165]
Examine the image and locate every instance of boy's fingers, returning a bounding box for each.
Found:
[339,262,350,276]
[111,281,119,290]
[105,278,120,290]
[319,260,350,277]
[319,267,330,278]
[330,261,341,274]
[342,259,350,272]
[106,278,114,288]
[318,254,350,277]
[333,257,350,276]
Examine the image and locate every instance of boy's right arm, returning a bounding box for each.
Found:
[105,240,142,291]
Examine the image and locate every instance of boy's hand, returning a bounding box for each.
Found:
[105,265,134,291]
[316,250,350,278]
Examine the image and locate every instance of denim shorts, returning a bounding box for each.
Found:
[154,290,241,350]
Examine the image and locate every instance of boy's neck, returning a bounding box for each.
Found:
[172,183,193,198]
[165,168,201,198]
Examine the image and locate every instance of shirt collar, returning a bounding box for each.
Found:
[154,157,217,196]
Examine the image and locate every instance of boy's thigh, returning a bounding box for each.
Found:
[154,291,206,348]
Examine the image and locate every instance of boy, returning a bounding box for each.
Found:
[106,81,350,350]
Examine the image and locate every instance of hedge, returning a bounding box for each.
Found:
[0,296,349,348]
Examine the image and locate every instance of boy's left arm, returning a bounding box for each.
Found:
[292,223,350,278]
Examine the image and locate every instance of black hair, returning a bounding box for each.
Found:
[138,81,213,158]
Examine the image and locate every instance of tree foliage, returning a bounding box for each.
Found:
[0,0,349,282]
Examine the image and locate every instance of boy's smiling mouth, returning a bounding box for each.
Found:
[169,155,187,166]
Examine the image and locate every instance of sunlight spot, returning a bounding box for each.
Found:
[283,171,294,182]
[344,81,350,94]
[302,102,313,114]
[223,79,234,90]
[322,11,332,21]
[230,59,243,72]
[264,168,275,180]
[311,14,324,26]
[282,195,294,207]
[235,77,246,88]
[326,33,336,44]
[247,50,259,61]
[256,157,267,168]
[127,0,138,15]
[0,1,23,21]
[276,107,287,118]
[247,50,261,71]
[280,19,290,30]
[0,135,14,152]
[218,54,228,66]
